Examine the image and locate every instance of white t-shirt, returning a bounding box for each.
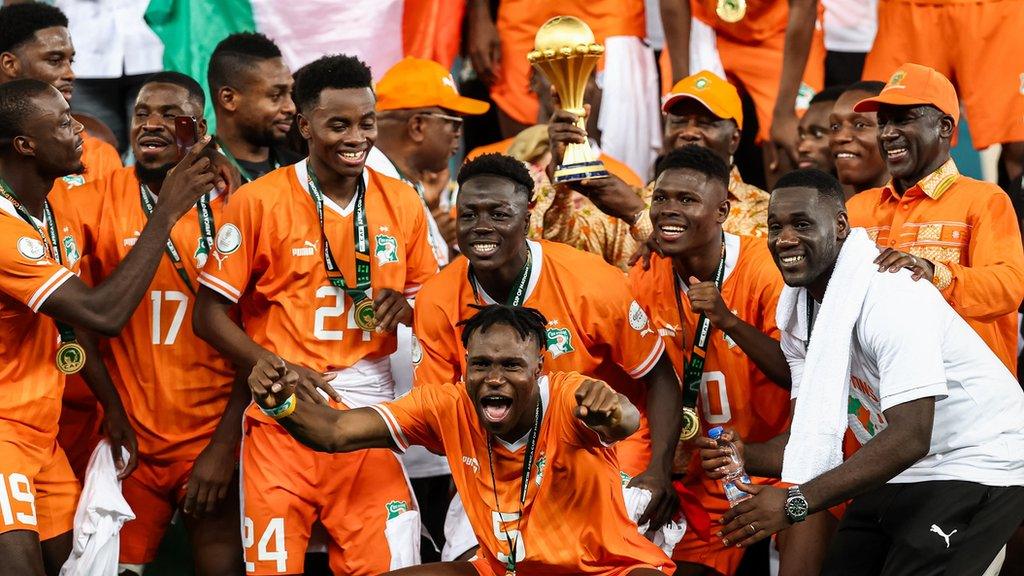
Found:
[782,271,1024,487]
[821,0,878,53]
[56,0,164,78]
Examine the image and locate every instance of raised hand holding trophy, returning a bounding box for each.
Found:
[527,16,609,184]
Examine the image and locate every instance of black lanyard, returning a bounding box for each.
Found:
[0,177,78,347]
[468,248,532,306]
[673,234,727,412]
[486,397,542,576]
[139,184,214,294]
[214,136,279,183]
[306,166,371,300]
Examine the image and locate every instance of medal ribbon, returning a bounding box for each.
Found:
[306,165,371,306]
[673,234,727,412]
[468,248,532,306]
[0,177,77,345]
[486,396,542,575]
[213,135,280,183]
[139,184,215,295]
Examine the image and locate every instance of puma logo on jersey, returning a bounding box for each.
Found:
[930,524,957,548]
[658,323,681,338]
[292,240,318,257]
[123,231,141,248]
[462,456,480,474]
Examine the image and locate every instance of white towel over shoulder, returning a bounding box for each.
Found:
[779,228,878,484]
[60,441,135,576]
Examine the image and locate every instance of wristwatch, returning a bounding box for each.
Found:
[785,486,808,524]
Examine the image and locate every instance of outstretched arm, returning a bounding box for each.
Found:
[248,356,395,453]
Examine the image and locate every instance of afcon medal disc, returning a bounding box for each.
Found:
[679,407,701,441]
[354,299,376,331]
[716,0,746,23]
[56,341,86,375]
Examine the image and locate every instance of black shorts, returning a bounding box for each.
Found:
[822,480,1024,576]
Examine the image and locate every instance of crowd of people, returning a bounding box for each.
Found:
[0,1,1022,576]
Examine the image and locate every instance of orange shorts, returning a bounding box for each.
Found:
[241,417,414,576]
[56,375,103,482]
[863,0,1024,149]
[0,439,79,542]
[119,457,194,564]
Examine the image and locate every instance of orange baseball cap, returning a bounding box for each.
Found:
[661,71,743,126]
[376,57,490,116]
[854,63,959,124]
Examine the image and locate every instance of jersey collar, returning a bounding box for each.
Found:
[472,239,543,305]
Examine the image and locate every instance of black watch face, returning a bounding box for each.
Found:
[787,497,808,519]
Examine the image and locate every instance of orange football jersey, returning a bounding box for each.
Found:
[413,240,665,473]
[0,192,87,456]
[373,371,674,575]
[79,167,234,462]
[629,235,791,514]
[199,161,438,422]
[413,240,664,399]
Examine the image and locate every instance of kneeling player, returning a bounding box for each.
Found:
[248,305,675,576]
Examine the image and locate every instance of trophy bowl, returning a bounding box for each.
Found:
[527,16,609,184]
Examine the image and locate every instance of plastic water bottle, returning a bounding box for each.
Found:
[708,426,752,505]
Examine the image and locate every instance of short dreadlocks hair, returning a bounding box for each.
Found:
[458,305,549,351]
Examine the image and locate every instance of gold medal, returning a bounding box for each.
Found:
[679,407,701,442]
[354,299,376,331]
[56,341,86,375]
[716,0,746,23]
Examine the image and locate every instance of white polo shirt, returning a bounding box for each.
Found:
[781,270,1024,487]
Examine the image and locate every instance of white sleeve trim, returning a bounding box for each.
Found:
[627,337,666,379]
[403,284,422,298]
[28,267,74,312]
[198,273,242,303]
[369,404,410,452]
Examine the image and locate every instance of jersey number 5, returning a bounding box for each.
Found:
[492,510,526,565]
[314,285,372,341]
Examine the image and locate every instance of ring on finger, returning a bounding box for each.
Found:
[748,523,757,535]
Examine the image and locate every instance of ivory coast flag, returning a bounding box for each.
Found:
[146,0,464,123]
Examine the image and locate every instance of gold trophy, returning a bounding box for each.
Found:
[527,16,609,184]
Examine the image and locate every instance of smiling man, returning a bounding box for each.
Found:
[0,78,218,576]
[207,32,302,183]
[628,146,838,576]
[194,54,437,576]
[827,81,888,199]
[70,72,245,576]
[246,304,675,576]
[796,86,844,173]
[413,153,683,557]
[846,63,1024,375]
[702,168,1024,576]
[0,2,122,187]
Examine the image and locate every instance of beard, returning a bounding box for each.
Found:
[240,121,284,149]
[134,161,176,187]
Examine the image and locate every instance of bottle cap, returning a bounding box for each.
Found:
[708,426,724,440]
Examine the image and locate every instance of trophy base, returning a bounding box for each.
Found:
[553,161,610,184]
